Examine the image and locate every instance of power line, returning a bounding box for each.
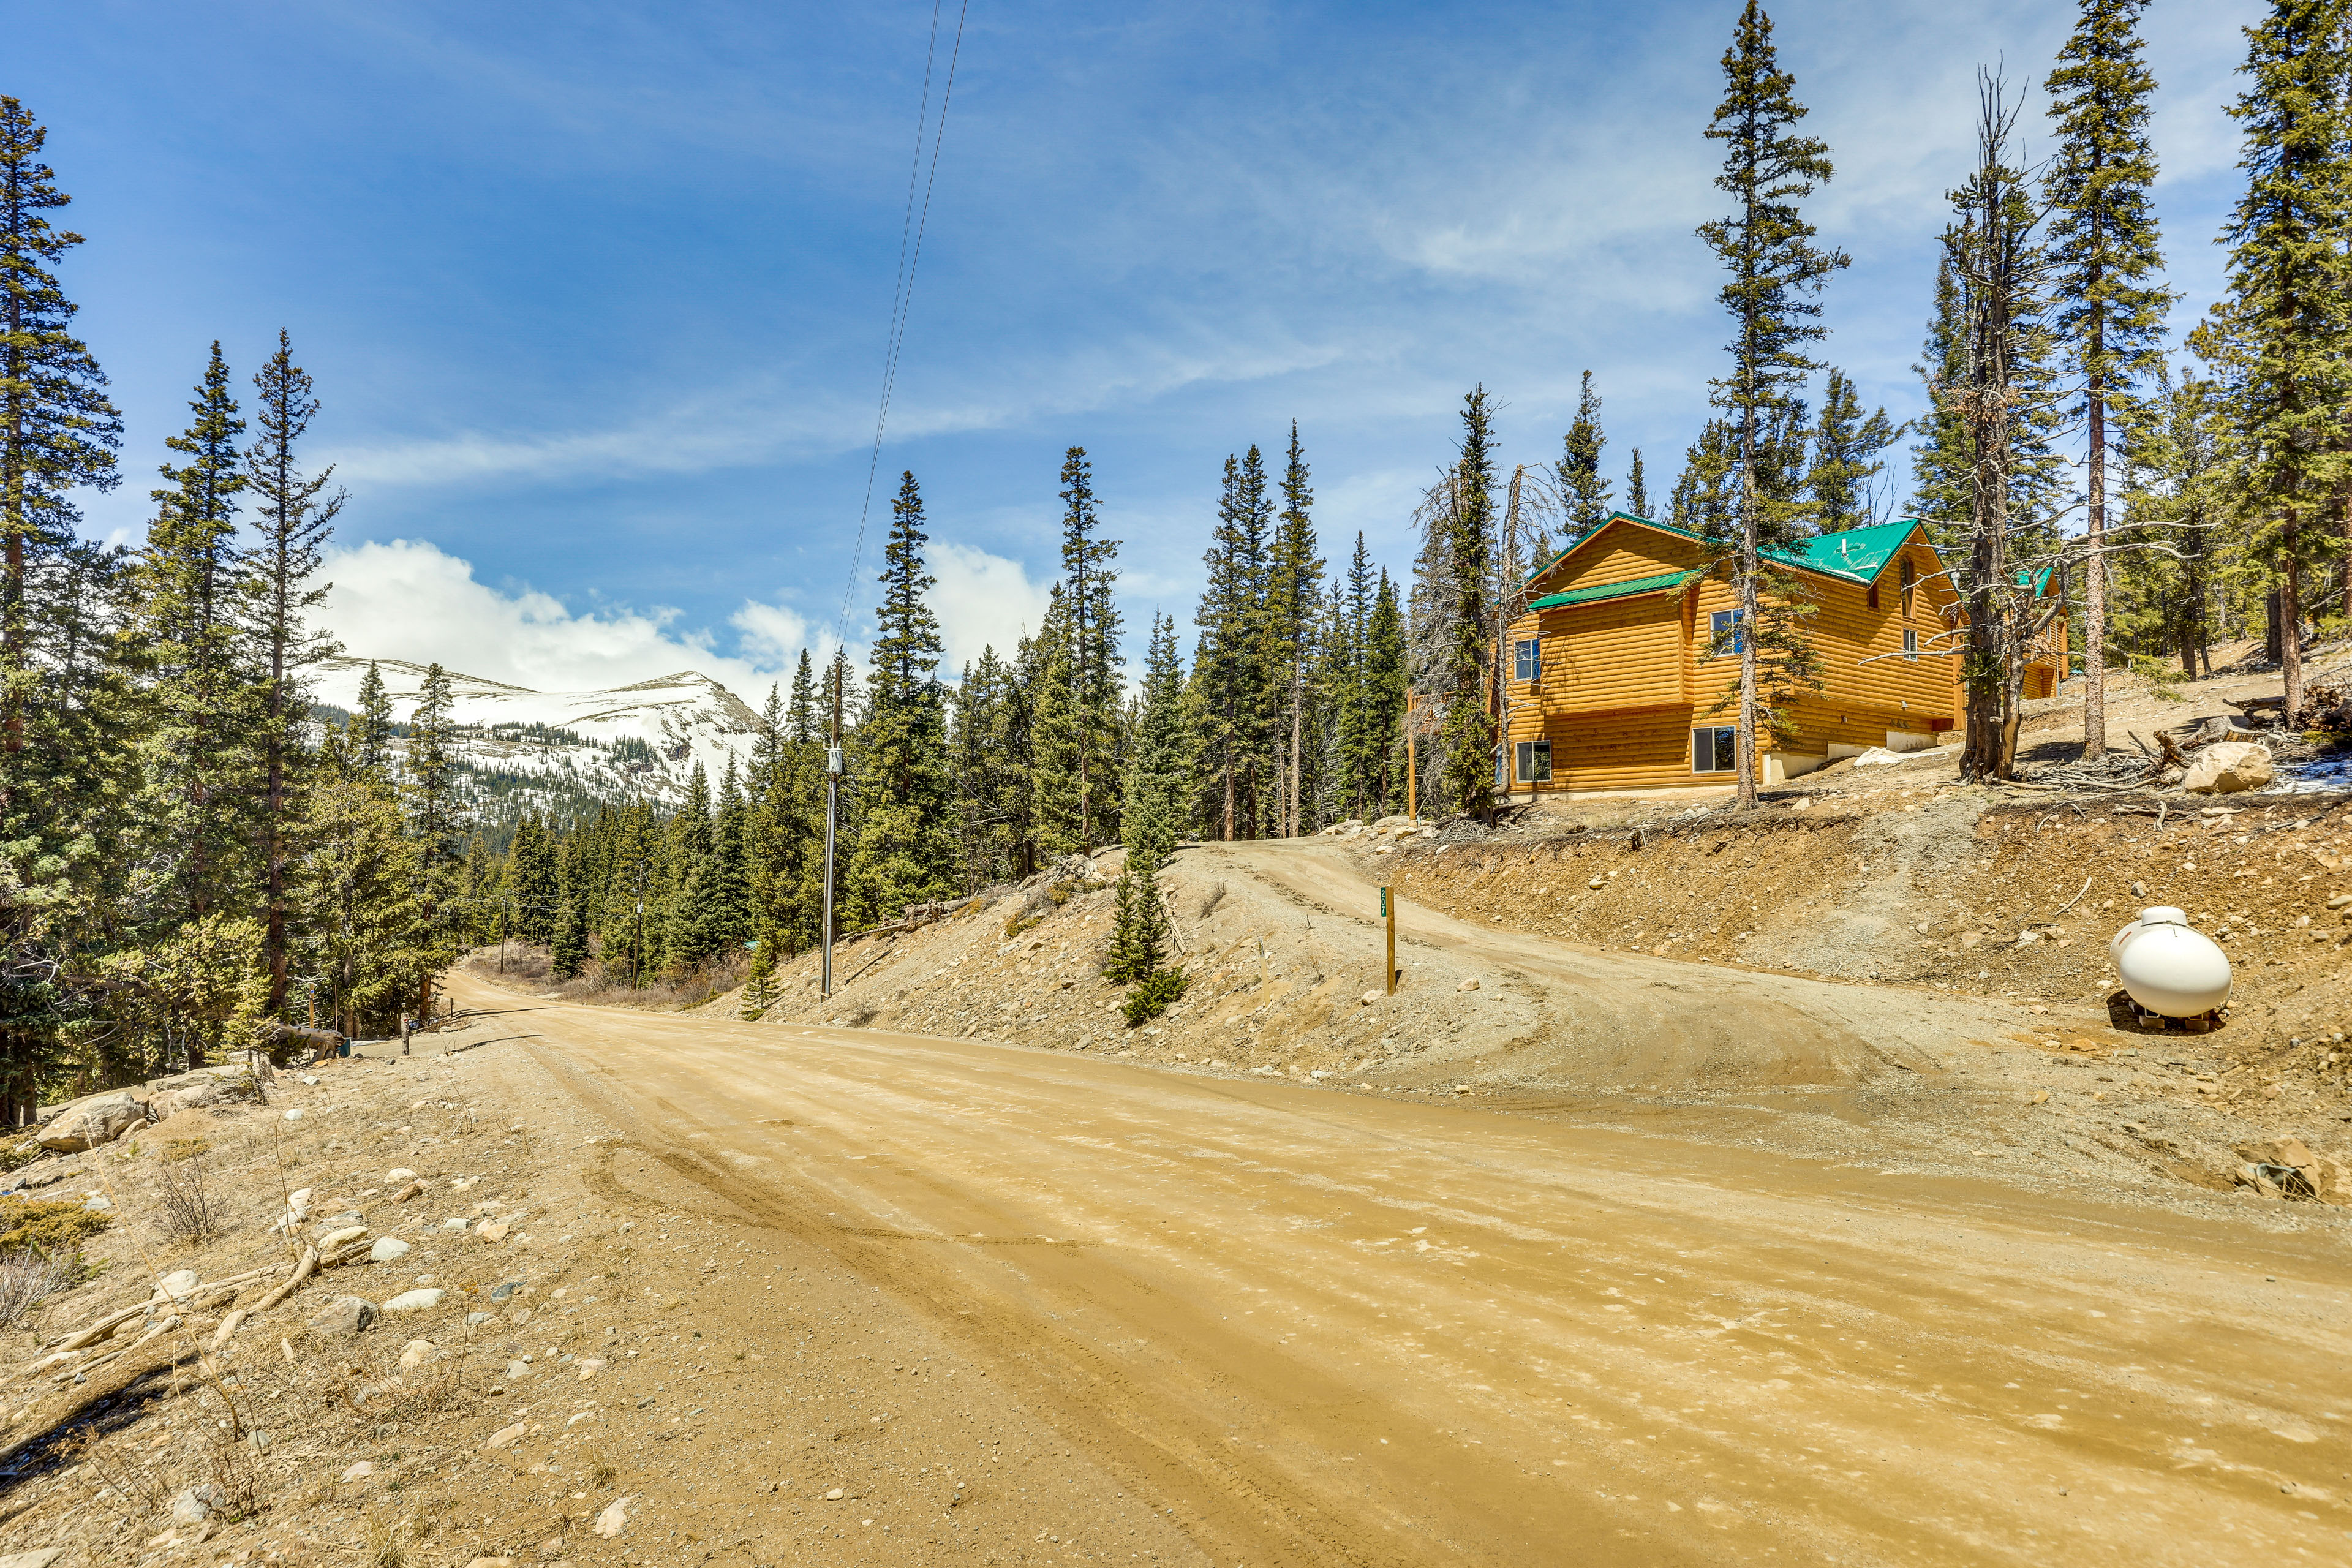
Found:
[835,0,974,653]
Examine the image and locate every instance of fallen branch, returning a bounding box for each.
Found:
[40,1262,278,1355]
[51,1314,180,1383]
[2054,875,2094,915]
[246,1246,320,1315]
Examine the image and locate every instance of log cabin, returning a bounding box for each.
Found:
[1498,513,2066,797]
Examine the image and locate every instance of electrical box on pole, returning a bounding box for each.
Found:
[1382,886,1396,995]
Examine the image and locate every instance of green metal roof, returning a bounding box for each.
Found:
[1762,519,1926,584]
[1528,569,1695,611]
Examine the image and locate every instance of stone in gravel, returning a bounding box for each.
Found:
[466,1311,493,1325]
[398,1338,439,1368]
[823,1488,845,1501]
[476,1219,512,1243]
[170,1483,226,1524]
[443,1216,470,1231]
[391,1182,424,1204]
[592,1496,634,1538]
[305,1295,375,1336]
[575,1358,606,1380]
[485,1422,530,1449]
[1457,978,1480,992]
[370,1237,412,1264]
[340,1461,375,1483]
[386,1167,417,1182]
[490,1280,525,1302]
[283,1109,304,1121]
[157,1268,200,1301]
[505,1359,536,1381]
[383,1288,443,1313]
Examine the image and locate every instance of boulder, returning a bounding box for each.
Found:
[369,1237,412,1264]
[383,1287,443,1314]
[170,1483,227,1525]
[2185,741,2274,794]
[37,1092,145,1153]
[305,1295,376,1337]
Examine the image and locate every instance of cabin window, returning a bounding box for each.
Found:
[1900,557,1917,614]
[1902,628,1920,662]
[1692,726,1737,773]
[1707,608,1748,658]
[1515,739,1552,783]
[1866,584,1880,609]
[1513,636,1541,682]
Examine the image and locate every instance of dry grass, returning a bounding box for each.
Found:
[0,1247,74,1328]
[153,1155,222,1245]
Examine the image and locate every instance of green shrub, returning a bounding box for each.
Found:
[0,1196,112,1257]
[1122,967,1188,1027]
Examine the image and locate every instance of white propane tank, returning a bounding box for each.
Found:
[2109,907,2232,1019]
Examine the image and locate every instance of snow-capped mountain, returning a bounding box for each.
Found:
[313,657,763,819]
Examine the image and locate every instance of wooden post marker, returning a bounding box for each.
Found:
[1382,886,1397,995]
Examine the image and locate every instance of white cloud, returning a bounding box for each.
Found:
[931,540,1054,673]
[317,535,1041,698]
[317,538,813,699]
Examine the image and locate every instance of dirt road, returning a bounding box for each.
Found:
[445,968,2352,1566]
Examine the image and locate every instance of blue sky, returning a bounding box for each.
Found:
[26,0,2258,698]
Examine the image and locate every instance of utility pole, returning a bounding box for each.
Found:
[633,861,646,990]
[821,662,843,998]
[1404,692,1420,823]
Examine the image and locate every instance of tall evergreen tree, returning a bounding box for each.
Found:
[2193,0,2352,722]
[355,660,394,774]
[1268,423,1322,837]
[1194,449,1273,839]
[245,330,342,1013]
[0,97,124,1118]
[1625,448,1649,520]
[1697,0,1849,809]
[1057,447,1122,847]
[2046,0,2171,757]
[1806,368,1896,531]
[139,342,258,924]
[1555,371,1613,539]
[1438,388,1499,823]
[1363,571,1407,815]
[845,472,957,922]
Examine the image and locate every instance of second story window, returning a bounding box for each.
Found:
[1903,628,1920,661]
[1513,636,1541,682]
[1708,608,1748,658]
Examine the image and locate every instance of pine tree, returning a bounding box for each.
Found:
[406,662,463,1000]
[138,341,260,924]
[2193,0,2352,722]
[1670,419,1741,536]
[1268,423,1322,837]
[1120,614,1188,865]
[245,330,343,1014]
[2046,0,2171,756]
[709,753,752,956]
[1363,572,1407,814]
[1806,369,1896,531]
[355,660,394,774]
[0,96,126,1118]
[2118,361,2226,676]
[1438,387,1499,823]
[739,934,778,1020]
[845,472,957,924]
[1194,450,1272,839]
[292,771,430,1037]
[1697,0,1849,809]
[1057,447,1122,848]
[1030,587,1084,858]
[1555,371,1613,540]
[550,886,588,980]
[1625,448,1649,520]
